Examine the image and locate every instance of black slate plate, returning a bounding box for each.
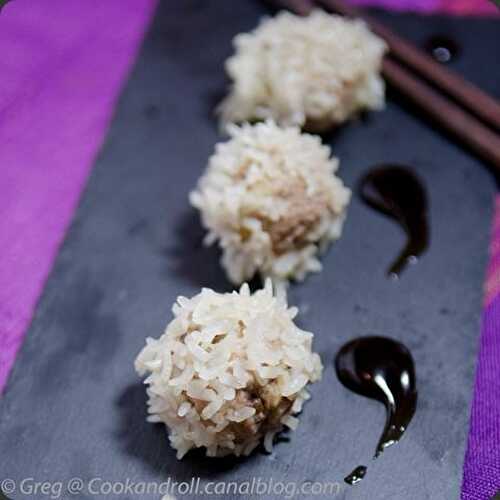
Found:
[1,2,499,499]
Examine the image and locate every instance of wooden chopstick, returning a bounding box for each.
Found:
[382,58,500,167]
[318,0,500,132]
[270,0,315,15]
[269,0,500,169]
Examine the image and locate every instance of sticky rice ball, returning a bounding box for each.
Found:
[190,120,351,284]
[219,10,387,131]
[135,280,323,458]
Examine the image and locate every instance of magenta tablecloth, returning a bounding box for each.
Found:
[461,197,500,499]
[0,0,157,390]
[351,0,497,14]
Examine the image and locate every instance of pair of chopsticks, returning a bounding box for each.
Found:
[271,0,500,169]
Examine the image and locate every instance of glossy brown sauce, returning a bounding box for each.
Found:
[359,165,429,278]
[344,465,367,486]
[335,336,417,485]
[424,35,460,63]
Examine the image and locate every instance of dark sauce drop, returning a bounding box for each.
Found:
[335,336,417,485]
[359,165,429,278]
[344,465,367,485]
[424,35,460,63]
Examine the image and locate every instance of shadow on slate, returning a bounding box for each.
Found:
[163,208,234,293]
[115,383,250,479]
[0,1,499,499]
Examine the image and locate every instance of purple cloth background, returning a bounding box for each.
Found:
[0,0,157,391]
[351,0,498,14]
[0,0,498,498]
[463,296,500,498]
[462,197,500,499]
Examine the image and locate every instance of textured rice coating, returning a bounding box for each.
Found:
[219,10,387,131]
[190,120,351,284]
[135,280,323,458]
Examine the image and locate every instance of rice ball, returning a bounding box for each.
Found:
[135,280,323,458]
[190,120,351,284]
[219,10,387,131]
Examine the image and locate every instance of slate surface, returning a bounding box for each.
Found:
[1,1,499,499]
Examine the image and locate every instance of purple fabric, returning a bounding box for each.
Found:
[462,297,500,499]
[0,0,157,392]
[351,0,439,12]
[462,197,500,499]
[350,0,498,15]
